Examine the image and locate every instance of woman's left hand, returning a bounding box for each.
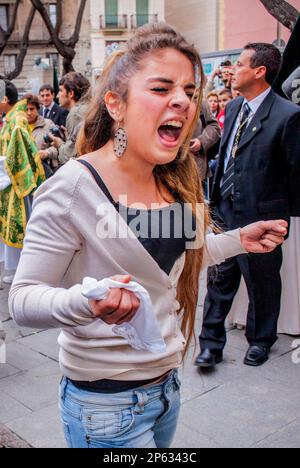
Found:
[240,220,288,253]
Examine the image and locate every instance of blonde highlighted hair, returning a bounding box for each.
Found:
[77,23,210,354]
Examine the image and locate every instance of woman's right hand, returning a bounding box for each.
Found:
[88,275,140,325]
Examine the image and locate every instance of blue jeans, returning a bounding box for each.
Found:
[59,370,181,448]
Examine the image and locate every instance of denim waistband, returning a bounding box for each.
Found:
[60,369,180,410]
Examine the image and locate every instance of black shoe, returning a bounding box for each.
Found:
[194,348,223,368]
[244,345,269,367]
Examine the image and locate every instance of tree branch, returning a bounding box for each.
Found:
[260,0,299,31]
[30,0,74,57]
[5,6,36,80]
[0,0,21,55]
[55,0,62,36]
[31,0,87,74]
[66,0,87,47]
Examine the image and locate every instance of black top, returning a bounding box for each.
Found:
[78,159,196,275]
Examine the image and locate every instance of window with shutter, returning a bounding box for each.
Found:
[136,0,149,27]
[105,0,118,27]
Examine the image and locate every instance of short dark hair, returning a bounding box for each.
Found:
[59,72,90,102]
[39,84,54,94]
[218,88,233,99]
[3,79,18,105]
[244,43,282,85]
[24,94,40,110]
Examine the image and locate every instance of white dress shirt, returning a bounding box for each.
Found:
[224,87,271,170]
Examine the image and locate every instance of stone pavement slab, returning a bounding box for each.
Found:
[3,318,46,343]
[0,360,61,411]
[6,341,53,371]
[6,403,66,448]
[0,389,32,424]
[0,361,20,379]
[178,374,300,448]
[172,423,220,448]
[247,351,300,393]
[254,419,300,448]
[17,329,60,361]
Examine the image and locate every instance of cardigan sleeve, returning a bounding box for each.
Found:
[202,229,247,269]
[8,171,94,330]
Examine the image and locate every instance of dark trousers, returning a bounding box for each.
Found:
[200,200,283,350]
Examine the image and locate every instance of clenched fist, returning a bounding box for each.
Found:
[240,220,288,253]
[88,275,140,325]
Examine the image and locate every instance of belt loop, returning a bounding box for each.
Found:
[133,390,148,414]
[60,376,68,401]
[173,370,181,391]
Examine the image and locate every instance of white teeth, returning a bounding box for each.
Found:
[164,120,183,128]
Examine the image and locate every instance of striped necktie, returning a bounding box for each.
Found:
[220,102,251,200]
[44,108,50,118]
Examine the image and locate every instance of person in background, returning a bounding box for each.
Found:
[190,100,221,181]
[217,88,233,130]
[195,43,300,369]
[49,72,91,164]
[39,84,69,127]
[25,94,59,176]
[205,60,234,95]
[207,91,220,117]
[0,80,45,284]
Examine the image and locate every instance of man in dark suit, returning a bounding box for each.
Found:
[39,84,68,127]
[195,43,300,368]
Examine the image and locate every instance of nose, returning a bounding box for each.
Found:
[169,88,191,112]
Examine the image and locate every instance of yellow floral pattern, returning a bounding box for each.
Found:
[0,100,45,247]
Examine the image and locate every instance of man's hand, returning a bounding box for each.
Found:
[240,220,288,253]
[212,68,221,79]
[39,150,49,160]
[189,138,202,154]
[88,275,140,325]
[49,133,63,149]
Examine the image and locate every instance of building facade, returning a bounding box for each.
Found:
[165,0,300,75]
[89,0,165,76]
[0,0,165,92]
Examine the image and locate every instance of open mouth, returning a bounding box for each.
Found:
[157,120,183,144]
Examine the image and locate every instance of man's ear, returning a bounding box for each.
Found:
[69,89,75,101]
[0,96,9,105]
[255,66,267,81]
[104,91,125,123]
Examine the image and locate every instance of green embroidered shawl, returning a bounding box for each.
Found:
[0,99,45,248]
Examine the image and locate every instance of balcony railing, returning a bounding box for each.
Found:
[100,15,128,31]
[130,14,159,29]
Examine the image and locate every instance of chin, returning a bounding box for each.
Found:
[153,151,178,166]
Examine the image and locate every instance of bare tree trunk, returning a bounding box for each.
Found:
[5,6,36,80]
[31,0,87,74]
[0,0,21,56]
[260,0,299,31]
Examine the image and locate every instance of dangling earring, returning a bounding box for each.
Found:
[113,124,128,158]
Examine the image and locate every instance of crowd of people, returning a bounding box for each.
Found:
[0,22,299,448]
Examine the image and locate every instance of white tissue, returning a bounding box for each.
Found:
[82,277,167,354]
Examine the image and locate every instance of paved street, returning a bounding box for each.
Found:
[0,276,300,448]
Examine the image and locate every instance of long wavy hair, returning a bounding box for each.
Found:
[77,23,210,354]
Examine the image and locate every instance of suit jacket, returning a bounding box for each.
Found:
[192,101,221,179]
[211,90,300,228]
[39,102,69,127]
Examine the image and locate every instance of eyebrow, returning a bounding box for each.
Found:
[147,77,196,89]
